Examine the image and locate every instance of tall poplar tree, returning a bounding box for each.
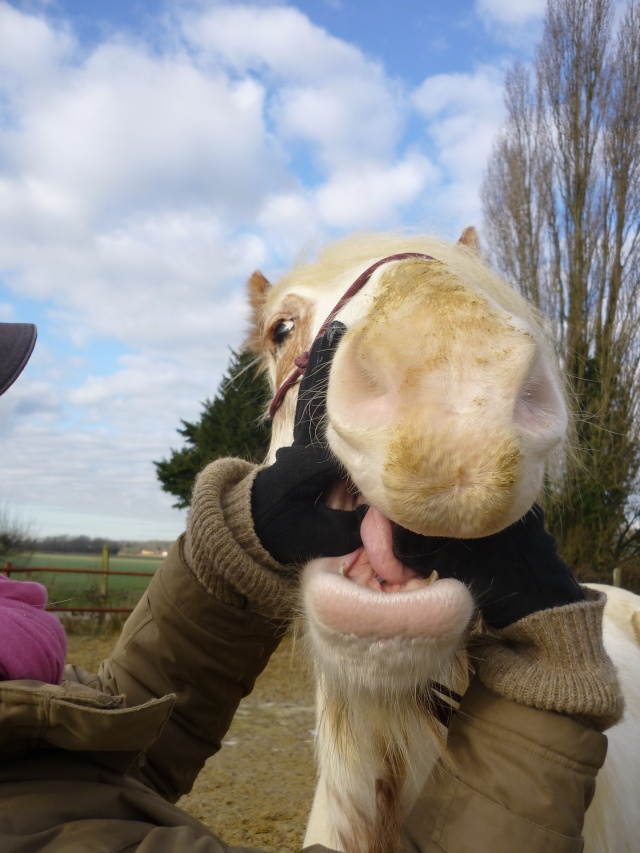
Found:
[482,0,640,579]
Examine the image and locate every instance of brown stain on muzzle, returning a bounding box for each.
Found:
[341,259,530,536]
[383,421,523,537]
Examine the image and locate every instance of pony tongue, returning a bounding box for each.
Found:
[360,507,417,585]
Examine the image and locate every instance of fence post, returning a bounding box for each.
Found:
[612,567,622,587]
[2,562,11,579]
[100,544,109,601]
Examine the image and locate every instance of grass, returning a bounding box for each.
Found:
[3,552,163,613]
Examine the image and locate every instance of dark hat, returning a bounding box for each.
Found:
[0,323,37,397]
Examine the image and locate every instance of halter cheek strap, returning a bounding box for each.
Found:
[268,252,435,419]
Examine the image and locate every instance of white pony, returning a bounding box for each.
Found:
[246,230,640,853]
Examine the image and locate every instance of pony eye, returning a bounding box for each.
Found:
[272,319,295,347]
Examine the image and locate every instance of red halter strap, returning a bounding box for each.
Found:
[268,251,435,419]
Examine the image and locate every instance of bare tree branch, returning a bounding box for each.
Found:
[482,0,640,580]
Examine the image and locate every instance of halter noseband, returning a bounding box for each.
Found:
[268,252,435,419]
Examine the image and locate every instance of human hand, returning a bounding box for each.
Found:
[392,506,584,629]
[252,322,363,565]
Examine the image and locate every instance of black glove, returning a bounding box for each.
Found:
[252,322,363,565]
[392,506,584,629]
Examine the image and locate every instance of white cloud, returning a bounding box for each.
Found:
[0,302,15,320]
[4,416,187,536]
[256,190,323,261]
[1,42,282,221]
[0,377,62,430]
[0,4,281,538]
[0,1,522,539]
[0,1,75,86]
[315,153,437,230]
[2,349,205,537]
[414,67,505,174]
[412,66,506,227]
[0,204,266,351]
[476,0,546,27]
[180,3,373,82]
[474,0,546,49]
[0,1,414,355]
[180,3,404,170]
[272,82,397,170]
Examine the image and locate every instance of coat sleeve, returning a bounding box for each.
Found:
[97,535,286,802]
[402,680,608,853]
[402,589,622,853]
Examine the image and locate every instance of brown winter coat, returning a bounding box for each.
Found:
[0,538,286,852]
[0,457,621,852]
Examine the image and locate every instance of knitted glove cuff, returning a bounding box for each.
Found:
[183,458,297,621]
[470,588,624,731]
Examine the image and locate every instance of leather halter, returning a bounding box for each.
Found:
[268,252,435,419]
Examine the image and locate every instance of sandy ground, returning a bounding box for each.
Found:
[66,633,317,852]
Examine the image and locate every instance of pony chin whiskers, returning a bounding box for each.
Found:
[301,604,468,853]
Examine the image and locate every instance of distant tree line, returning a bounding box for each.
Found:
[29,535,123,555]
[0,505,35,560]
[0,516,174,560]
[3,535,175,557]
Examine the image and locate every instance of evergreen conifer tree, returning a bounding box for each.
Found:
[155,350,271,508]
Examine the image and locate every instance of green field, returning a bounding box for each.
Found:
[4,552,164,610]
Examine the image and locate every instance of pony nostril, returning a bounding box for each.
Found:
[354,348,388,397]
[329,330,393,426]
[514,366,567,436]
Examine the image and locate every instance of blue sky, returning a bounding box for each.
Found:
[0,0,548,541]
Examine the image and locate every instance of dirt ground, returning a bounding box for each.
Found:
[66,633,317,852]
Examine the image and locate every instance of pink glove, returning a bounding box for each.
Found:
[0,575,67,684]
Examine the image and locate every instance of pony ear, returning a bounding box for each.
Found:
[457,226,481,255]
[245,270,272,354]
[247,270,271,312]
